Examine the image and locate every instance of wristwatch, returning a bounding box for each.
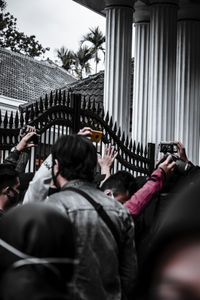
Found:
[10,146,20,154]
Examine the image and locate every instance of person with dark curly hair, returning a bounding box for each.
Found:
[51,134,98,185]
[46,134,137,300]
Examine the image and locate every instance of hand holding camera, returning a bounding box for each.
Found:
[158,155,176,175]
[15,126,40,152]
[20,125,40,146]
[16,132,36,152]
[159,141,192,175]
[173,141,189,163]
[20,125,36,136]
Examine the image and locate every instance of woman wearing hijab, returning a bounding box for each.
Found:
[0,203,77,300]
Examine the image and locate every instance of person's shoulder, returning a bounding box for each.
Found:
[94,188,132,216]
[45,193,71,215]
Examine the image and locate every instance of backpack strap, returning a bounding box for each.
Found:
[64,187,120,250]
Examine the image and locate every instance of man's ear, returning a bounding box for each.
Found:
[125,190,130,199]
[54,159,60,173]
[104,189,113,197]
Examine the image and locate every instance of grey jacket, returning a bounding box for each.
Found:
[46,179,137,300]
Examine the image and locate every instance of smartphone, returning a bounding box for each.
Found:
[90,130,103,143]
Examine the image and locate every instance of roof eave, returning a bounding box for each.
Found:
[72,0,106,17]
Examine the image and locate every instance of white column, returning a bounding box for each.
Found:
[104,0,134,135]
[147,0,178,143]
[132,1,150,146]
[175,2,200,165]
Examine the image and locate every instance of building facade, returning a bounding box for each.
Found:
[73,0,200,164]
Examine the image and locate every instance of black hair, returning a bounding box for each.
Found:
[51,134,97,182]
[101,170,138,197]
[18,172,34,191]
[0,164,19,193]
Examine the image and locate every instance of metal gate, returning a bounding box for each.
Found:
[0,90,155,175]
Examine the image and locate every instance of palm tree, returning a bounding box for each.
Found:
[56,46,75,72]
[73,45,93,79]
[81,26,105,73]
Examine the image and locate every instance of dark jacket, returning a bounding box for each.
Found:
[136,174,200,299]
[3,149,30,173]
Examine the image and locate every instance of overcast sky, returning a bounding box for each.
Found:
[6,0,106,70]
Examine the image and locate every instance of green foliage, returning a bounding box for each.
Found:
[81,26,105,73]
[57,26,105,79]
[56,45,93,79]
[73,45,93,79]
[0,0,6,10]
[57,46,75,71]
[0,0,49,57]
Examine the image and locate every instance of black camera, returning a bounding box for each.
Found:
[159,153,192,175]
[29,133,40,145]
[20,126,40,145]
[160,142,178,154]
[171,154,193,175]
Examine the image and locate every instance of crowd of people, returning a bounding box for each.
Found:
[0,126,200,300]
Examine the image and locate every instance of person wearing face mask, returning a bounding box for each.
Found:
[0,164,20,217]
[23,127,93,204]
[46,134,137,300]
[24,133,137,300]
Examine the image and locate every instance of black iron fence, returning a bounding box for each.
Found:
[0,91,155,175]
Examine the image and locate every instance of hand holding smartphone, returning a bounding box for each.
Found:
[90,130,103,143]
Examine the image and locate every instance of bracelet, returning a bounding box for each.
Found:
[158,167,167,180]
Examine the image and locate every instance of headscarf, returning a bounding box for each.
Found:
[0,203,77,300]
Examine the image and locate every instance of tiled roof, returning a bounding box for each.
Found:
[66,59,134,107]
[0,47,76,103]
[20,70,105,110]
[20,58,134,110]
[66,71,104,104]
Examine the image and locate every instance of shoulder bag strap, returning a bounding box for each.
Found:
[64,187,120,250]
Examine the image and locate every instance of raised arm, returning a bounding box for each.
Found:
[4,129,36,172]
[23,127,94,203]
[98,144,118,184]
[124,155,175,215]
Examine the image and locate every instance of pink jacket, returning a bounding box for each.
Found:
[124,168,164,216]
